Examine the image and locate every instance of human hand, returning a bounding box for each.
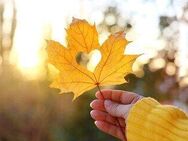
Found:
[90,89,143,141]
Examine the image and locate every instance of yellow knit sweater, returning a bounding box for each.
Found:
[126,98,188,141]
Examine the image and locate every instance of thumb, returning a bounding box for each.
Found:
[104,100,132,119]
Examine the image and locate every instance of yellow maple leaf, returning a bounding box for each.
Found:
[47,18,139,99]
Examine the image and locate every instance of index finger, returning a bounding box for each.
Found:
[95,89,141,104]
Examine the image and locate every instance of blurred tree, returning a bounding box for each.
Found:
[98,6,132,34]
[0,0,16,67]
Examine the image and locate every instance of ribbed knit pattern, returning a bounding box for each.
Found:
[126,98,188,141]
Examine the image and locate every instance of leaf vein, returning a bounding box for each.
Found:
[100,57,136,83]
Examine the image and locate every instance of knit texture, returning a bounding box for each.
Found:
[126,98,188,141]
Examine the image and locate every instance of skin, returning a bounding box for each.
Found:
[90,89,143,141]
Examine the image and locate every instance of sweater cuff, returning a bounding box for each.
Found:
[126,97,159,141]
[126,97,188,141]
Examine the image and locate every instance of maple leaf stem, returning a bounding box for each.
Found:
[96,85,126,141]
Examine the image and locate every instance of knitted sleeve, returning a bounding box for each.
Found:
[126,98,188,141]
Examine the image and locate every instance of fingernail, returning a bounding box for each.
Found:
[104,100,112,107]
[94,121,98,125]
[90,110,95,119]
[95,121,101,127]
[90,110,93,115]
[90,102,93,108]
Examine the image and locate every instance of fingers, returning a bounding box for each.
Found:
[90,99,106,111]
[90,94,128,141]
[90,110,125,127]
[95,89,142,104]
[90,99,125,126]
[104,100,132,119]
[95,121,126,141]
[90,99,132,119]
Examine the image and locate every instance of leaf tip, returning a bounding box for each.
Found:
[72,94,78,101]
[72,17,77,21]
[45,39,52,46]
[72,17,83,24]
